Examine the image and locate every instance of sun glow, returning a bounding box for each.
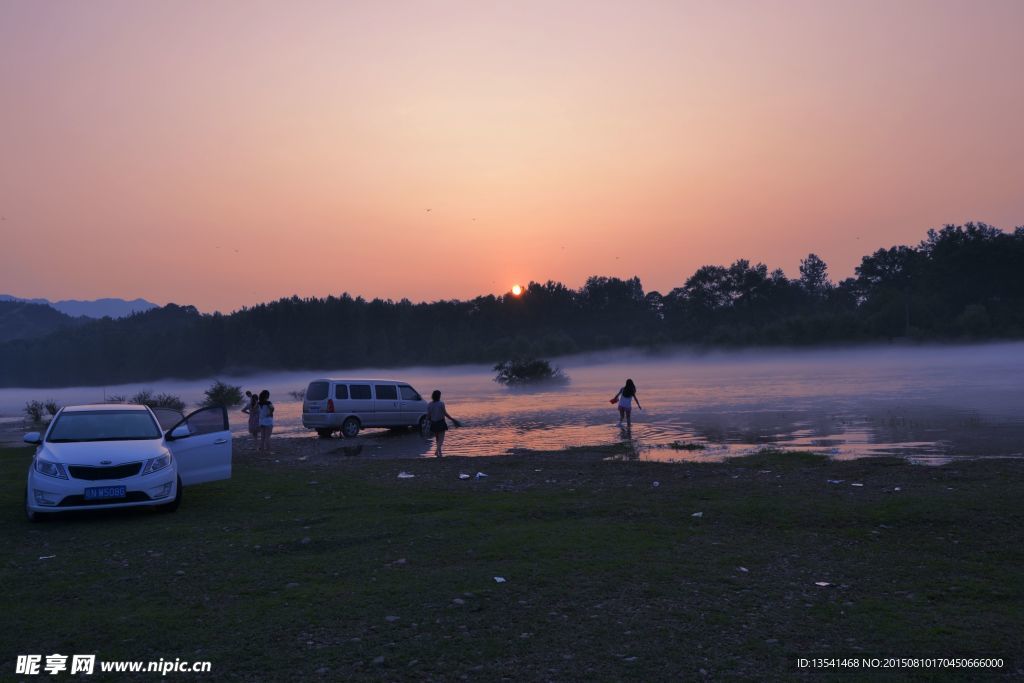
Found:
[511,284,523,296]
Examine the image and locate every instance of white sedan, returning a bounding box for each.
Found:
[24,403,232,521]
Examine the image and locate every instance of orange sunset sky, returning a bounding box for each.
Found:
[1,0,1022,312]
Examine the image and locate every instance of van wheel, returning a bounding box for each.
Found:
[25,488,50,523]
[341,417,360,438]
[158,477,182,513]
[316,429,334,439]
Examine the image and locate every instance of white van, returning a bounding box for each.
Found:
[301,378,429,438]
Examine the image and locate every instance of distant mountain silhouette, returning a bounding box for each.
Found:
[0,300,85,343]
[0,294,158,319]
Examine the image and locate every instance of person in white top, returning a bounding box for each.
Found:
[257,389,275,453]
[609,378,642,429]
[426,389,460,457]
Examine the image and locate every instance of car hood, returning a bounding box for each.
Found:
[39,439,168,466]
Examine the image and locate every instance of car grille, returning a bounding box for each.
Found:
[59,492,151,507]
[67,463,143,480]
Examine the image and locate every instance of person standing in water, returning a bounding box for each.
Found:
[257,389,275,453]
[426,389,461,457]
[240,390,260,443]
[610,378,642,428]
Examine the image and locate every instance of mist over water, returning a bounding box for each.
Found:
[2,342,1022,463]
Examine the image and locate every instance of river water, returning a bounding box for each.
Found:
[2,343,1022,464]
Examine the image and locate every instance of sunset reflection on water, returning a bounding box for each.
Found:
[221,344,1024,463]
[3,344,1020,462]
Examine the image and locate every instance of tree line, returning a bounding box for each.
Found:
[2,223,1022,387]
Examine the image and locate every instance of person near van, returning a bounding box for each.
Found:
[427,390,460,457]
[240,390,260,441]
[609,378,642,428]
[258,389,275,452]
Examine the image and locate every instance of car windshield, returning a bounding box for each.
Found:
[47,410,162,442]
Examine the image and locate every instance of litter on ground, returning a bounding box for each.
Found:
[397,472,415,479]
[815,581,832,587]
[691,512,704,518]
[475,472,488,479]
[458,473,470,480]
[494,576,507,583]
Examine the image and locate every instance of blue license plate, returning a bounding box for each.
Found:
[84,486,126,500]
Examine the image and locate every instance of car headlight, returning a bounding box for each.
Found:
[142,454,172,476]
[34,459,68,479]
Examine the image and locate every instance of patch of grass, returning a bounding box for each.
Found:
[510,441,635,457]
[727,449,831,469]
[2,446,1022,680]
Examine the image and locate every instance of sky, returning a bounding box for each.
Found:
[1,0,1022,312]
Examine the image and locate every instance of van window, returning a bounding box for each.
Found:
[307,381,329,401]
[334,384,349,400]
[400,385,421,401]
[350,384,371,400]
[375,384,398,400]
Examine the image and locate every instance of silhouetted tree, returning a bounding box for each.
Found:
[799,253,831,298]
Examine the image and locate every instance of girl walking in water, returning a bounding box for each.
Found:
[610,378,642,428]
[426,389,460,457]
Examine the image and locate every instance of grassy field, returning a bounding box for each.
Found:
[2,444,1023,681]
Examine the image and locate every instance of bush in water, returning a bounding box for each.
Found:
[24,400,46,423]
[129,390,187,412]
[202,380,243,408]
[493,357,569,386]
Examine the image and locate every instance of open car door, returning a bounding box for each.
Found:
[152,408,184,431]
[165,406,232,485]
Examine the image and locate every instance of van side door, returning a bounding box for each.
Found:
[348,384,375,425]
[399,384,425,426]
[373,383,402,426]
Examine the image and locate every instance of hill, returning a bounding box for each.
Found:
[0,300,84,343]
[0,294,158,319]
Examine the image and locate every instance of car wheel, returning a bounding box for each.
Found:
[341,417,360,438]
[316,428,334,439]
[25,488,50,523]
[158,477,182,513]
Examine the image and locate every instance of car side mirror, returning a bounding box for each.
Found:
[167,424,191,441]
[23,432,42,445]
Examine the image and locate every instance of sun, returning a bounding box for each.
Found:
[511,284,523,296]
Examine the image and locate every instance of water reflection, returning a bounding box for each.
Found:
[3,343,1023,462]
